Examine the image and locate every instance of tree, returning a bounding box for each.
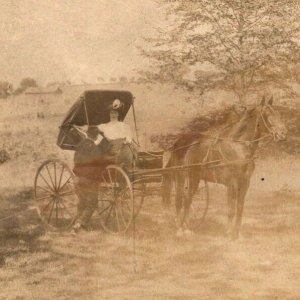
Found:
[13,77,38,95]
[140,0,300,102]
[0,81,13,98]
[20,77,38,89]
[119,76,128,83]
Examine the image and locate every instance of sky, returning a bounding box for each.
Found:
[0,0,163,86]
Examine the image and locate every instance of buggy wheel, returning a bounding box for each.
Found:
[190,180,209,223]
[131,179,146,218]
[98,165,134,234]
[34,159,78,231]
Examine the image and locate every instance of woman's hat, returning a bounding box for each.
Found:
[107,99,124,111]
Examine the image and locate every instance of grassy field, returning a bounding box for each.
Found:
[1,85,300,299]
[0,159,300,300]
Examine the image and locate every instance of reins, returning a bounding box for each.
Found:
[168,106,275,153]
[169,132,272,153]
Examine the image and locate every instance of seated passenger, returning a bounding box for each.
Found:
[98,99,135,172]
[98,99,132,144]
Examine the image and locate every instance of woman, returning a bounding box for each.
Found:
[97,100,135,172]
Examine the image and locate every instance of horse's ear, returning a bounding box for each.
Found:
[268,96,273,106]
[260,96,266,106]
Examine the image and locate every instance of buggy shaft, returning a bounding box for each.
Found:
[131,160,221,177]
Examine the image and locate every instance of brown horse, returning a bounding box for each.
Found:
[164,96,287,239]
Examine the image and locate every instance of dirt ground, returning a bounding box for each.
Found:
[0,158,300,300]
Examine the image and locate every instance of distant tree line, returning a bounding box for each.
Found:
[0,74,148,99]
[0,77,38,98]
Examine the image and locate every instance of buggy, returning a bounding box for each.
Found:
[33,90,210,233]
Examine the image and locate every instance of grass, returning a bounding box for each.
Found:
[0,170,300,299]
[1,84,300,299]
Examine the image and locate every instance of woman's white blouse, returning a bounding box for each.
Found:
[98,121,132,143]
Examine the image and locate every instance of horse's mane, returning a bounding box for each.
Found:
[151,104,238,150]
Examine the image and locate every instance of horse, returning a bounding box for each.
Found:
[164,96,287,239]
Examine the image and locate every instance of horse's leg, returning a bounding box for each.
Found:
[175,172,185,236]
[226,184,235,235]
[162,173,172,207]
[232,178,250,239]
[182,170,200,235]
[226,179,239,238]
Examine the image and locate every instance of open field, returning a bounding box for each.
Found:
[1,85,300,299]
[0,157,300,300]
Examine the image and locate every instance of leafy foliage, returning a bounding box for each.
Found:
[20,78,38,89]
[13,77,38,95]
[0,81,13,98]
[140,0,300,101]
[151,104,240,149]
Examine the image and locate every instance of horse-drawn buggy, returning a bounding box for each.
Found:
[33,90,208,234]
[33,90,287,238]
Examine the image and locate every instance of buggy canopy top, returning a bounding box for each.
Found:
[57,90,134,150]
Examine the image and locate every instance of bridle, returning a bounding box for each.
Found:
[258,104,280,142]
[169,106,274,153]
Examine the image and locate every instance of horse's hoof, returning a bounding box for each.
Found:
[176,228,184,238]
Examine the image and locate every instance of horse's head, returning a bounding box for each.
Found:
[257,96,287,141]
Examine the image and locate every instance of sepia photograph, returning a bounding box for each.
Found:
[0,0,300,299]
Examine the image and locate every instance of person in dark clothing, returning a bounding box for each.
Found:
[72,126,105,234]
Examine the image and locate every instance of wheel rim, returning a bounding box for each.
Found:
[98,166,134,233]
[131,179,145,218]
[34,160,78,230]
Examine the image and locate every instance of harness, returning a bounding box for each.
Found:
[169,105,275,155]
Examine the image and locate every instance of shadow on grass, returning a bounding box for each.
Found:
[0,188,47,267]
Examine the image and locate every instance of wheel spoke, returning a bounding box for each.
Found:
[47,198,56,223]
[46,165,56,190]
[98,203,112,216]
[57,165,65,190]
[35,194,53,202]
[98,187,112,196]
[115,205,121,231]
[99,189,113,201]
[107,169,115,187]
[39,173,55,192]
[55,200,59,226]
[36,185,53,194]
[41,198,55,213]
[53,162,57,190]
[101,174,109,186]
[59,176,73,191]
[59,190,75,197]
[57,201,65,219]
[105,204,114,225]
[116,203,127,227]
[120,190,131,213]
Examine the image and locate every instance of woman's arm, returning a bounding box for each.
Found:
[124,123,132,143]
